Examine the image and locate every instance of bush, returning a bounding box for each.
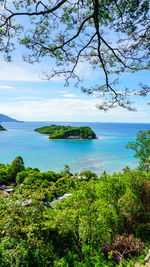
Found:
[136,223,150,242]
[101,235,145,264]
[16,171,28,184]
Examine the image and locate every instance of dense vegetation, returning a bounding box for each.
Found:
[127,129,150,173]
[35,125,97,139]
[0,152,150,266]
[0,124,6,131]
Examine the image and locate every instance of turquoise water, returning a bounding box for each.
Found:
[0,121,150,174]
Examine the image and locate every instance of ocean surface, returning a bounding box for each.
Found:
[0,121,150,175]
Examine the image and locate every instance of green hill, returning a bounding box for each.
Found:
[0,124,6,131]
[0,114,22,122]
[34,125,97,140]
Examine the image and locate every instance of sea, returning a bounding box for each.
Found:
[0,121,150,175]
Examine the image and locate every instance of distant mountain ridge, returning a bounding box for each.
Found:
[0,114,22,122]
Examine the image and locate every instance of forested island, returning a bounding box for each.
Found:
[35,125,97,140]
[0,124,6,131]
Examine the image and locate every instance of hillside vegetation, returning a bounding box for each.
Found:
[0,129,150,265]
[0,124,6,131]
[0,156,150,266]
[35,125,97,139]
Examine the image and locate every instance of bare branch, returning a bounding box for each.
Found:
[0,0,68,28]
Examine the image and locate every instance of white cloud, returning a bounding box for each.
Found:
[0,98,98,121]
[75,62,104,80]
[0,61,69,82]
[58,90,68,94]
[0,97,149,123]
[0,85,13,89]
[15,96,45,101]
[0,55,104,83]
[63,94,77,98]
[0,62,42,82]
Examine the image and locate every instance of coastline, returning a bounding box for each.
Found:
[43,135,102,141]
[1,121,146,174]
[49,138,97,141]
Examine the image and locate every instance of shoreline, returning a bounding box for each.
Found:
[43,135,102,141]
[49,138,97,141]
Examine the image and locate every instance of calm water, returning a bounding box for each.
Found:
[0,121,150,174]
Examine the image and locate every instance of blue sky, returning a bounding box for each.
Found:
[0,25,149,123]
[0,56,149,122]
[0,1,149,123]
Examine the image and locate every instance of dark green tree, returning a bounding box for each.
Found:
[0,0,149,110]
[61,165,72,177]
[80,170,98,180]
[0,125,6,131]
[16,170,28,184]
[126,129,150,172]
[7,156,25,182]
[0,163,7,184]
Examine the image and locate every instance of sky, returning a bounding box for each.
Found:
[0,49,149,123]
[0,3,149,123]
[0,57,149,123]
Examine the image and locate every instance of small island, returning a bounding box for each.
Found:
[0,124,6,131]
[34,125,97,140]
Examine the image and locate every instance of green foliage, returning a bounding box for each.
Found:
[126,129,150,172]
[0,157,150,265]
[0,124,6,131]
[136,223,150,242]
[35,125,96,139]
[61,165,72,177]
[7,156,25,182]
[35,125,70,134]
[80,170,98,180]
[0,163,7,184]
[0,237,45,266]
[23,171,63,186]
[16,171,28,184]
[0,0,149,110]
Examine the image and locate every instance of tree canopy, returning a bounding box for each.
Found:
[0,125,6,131]
[0,0,149,110]
[0,156,150,265]
[127,129,150,172]
[7,156,25,182]
[35,125,97,139]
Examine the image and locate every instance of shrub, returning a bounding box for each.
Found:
[101,235,145,264]
[16,171,28,184]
